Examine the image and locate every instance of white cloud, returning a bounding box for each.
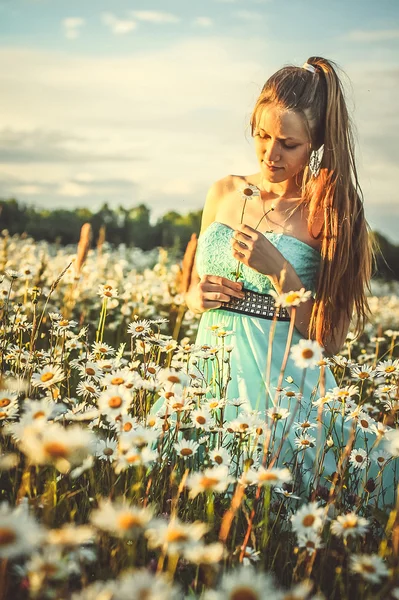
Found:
[129,11,180,24]
[194,17,214,28]
[345,28,399,42]
[0,43,397,238]
[101,12,137,35]
[62,17,85,40]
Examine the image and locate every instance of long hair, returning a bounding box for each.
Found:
[249,56,377,350]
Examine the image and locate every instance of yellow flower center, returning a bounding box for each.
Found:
[118,514,142,530]
[0,527,16,546]
[342,517,358,529]
[108,396,123,409]
[286,292,300,303]
[44,442,68,458]
[230,587,260,600]
[111,377,124,385]
[302,515,315,527]
[180,448,193,457]
[258,472,278,482]
[0,399,11,407]
[127,454,140,464]
[385,366,395,373]
[201,476,220,488]
[362,564,376,574]
[123,422,133,432]
[41,372,54,383]
[166,529,189,543]
[33,411,46,419]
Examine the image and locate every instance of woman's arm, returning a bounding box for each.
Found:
[184,176,245,314]
[270,260,352,357]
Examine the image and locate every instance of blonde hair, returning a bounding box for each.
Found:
[250,56,377,349]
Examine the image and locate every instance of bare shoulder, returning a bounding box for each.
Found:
[199,175,235,234]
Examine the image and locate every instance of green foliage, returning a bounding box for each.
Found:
[1,198,399,281]
[0,198,202,253]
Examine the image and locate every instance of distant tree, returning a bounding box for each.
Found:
[0,196,398,282]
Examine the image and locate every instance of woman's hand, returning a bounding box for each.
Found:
[230,223,285,279]
[186,274,245,314]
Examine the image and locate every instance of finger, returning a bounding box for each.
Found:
[231,234,251,250]
[231,239,248,257]
[236,223,257,237]
[204,291,232,303]
[232,249,247,261]
[201,274,243,290]
[204,281,245,299]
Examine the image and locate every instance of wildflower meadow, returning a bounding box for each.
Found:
[1,227,399,600]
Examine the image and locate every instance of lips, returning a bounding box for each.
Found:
[263,162,282,171]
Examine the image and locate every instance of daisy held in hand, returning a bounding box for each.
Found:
[233,184,275,281]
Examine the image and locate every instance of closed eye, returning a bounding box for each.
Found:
[254,133,298,149]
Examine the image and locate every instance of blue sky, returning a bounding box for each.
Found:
[0,0,398,240]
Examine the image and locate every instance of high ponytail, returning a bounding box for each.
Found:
[250,56,376,350]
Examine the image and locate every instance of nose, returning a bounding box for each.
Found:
[263,140,281,163]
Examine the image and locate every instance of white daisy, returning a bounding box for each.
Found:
[90,498,153,539]
[191,408,214,431]
[97,385,132,420]
[370,448,392,468]
[350,365,376,381]
[95,437,118,462]
[349,553,389,583]
[145,517,208,554]
[294,433,316,450]
[202,565,277,600]
[0,501,46,558]
[183,541,226,564]
[375,359,399,377]
[185,465,234,499]
[290,339,323,370]
[209,447,232,467]
[174,439,200,459]
[127,319,152,337]
[267,406,290,422]
[270,287,313,308]
[252,466,292,487]
[31,365,65,389]
[291,502,325,535]
[296,529,324,554]
[349,448,370,470]
[97,284,118,299]
[330,512,369,539]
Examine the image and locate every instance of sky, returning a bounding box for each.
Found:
[0,0,398,241]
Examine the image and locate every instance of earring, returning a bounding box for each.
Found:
[309,144,324,177]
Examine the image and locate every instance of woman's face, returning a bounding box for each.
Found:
[253,103,311,183]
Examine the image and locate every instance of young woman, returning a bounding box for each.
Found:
[183,56,397,505]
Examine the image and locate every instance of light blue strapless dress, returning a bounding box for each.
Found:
[193,221,398,505]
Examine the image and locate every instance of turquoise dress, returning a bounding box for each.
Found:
[193,221,398,506]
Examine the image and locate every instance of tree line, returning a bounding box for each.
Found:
[1,197,399,281]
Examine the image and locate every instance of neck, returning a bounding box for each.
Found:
[257,172,303,200]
